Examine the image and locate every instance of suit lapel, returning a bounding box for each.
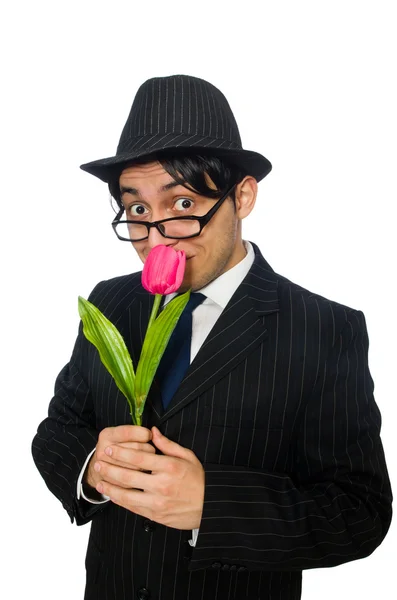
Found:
[158,244,280,424]
[120,245,280,425]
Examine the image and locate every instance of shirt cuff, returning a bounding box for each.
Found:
[77,447,110,504]
[188,528,199,547]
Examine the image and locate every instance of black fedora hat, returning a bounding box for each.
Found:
[80,74,272,183]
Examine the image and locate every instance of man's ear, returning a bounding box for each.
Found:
[235,176,257,219]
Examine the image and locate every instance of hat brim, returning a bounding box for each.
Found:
[80,136,272,184]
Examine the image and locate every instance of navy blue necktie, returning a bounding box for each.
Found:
[156,293,205,409]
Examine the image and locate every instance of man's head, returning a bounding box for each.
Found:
[109,153,257,292]
[80,74,272,289]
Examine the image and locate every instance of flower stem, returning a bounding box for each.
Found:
[147,293,162,331]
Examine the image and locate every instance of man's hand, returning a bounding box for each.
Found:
[94,426,205,530]
[84,425,155,491]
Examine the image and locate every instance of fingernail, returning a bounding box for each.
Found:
[94,462,101,472]
[96,483,104,494]
[105,447,113,456]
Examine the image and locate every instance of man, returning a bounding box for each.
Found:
[32,74,393,600]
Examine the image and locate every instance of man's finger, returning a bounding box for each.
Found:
[99,425,152,445]
[97,481,151,517]
[102,446,166,473]
[95,461,152,490]
[151,427,196,462]
[97,443,156,469]
[118,441,156,452]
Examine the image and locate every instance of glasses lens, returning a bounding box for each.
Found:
[161,219,200,238]
[114,221,148,241]
[114,219,200,241]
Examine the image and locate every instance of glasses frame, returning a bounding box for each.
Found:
[111,183,237,242]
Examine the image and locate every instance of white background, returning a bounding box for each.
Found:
[1,1,396,598]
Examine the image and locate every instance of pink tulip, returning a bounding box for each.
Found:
[141,245,186,295]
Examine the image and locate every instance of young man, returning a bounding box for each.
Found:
[32,75,392,600]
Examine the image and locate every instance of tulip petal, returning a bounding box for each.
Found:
[172,251,186,293]
[141,245,186,295]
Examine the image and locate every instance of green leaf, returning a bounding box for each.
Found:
[78,296,137,423]
[134,290,191,413]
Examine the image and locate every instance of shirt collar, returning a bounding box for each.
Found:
[163,241,255,309]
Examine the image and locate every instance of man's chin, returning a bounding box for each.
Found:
[178,282,191,294]
[178,268,193,293]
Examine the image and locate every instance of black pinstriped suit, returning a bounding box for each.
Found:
[32,243,392,600]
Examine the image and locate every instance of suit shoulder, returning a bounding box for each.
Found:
[86,271,143,318]
[273,268,363,333]
[89,271,142,293]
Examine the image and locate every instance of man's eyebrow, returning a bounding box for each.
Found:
[120,180,184,197]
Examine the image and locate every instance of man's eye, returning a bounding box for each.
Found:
[175,198,193,210]
[129,205,147,217]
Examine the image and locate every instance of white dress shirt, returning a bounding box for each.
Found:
[77,240,255,547]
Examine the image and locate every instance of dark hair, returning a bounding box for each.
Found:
[108,152,247,212]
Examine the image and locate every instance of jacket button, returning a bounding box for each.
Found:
[143,519,155,533]
[221,564,230,571]
[237,566,248,573]
[211,562,222,569]
[229,564,237,571]
[137,587,150,600]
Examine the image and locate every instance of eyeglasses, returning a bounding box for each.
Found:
[112,184,236,242]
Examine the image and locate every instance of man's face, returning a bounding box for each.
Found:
[118,161,252,292]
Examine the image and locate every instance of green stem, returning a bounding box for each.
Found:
[131,294,162,425]
[147,293,162,331]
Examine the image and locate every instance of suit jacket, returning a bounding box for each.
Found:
[32,243,393,600]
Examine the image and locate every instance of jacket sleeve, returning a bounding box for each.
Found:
[31,282,107,526]
[189,309,393,571]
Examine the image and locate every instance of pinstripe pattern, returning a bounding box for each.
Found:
[32,243,392,600]
[79,75,272,184]
[118,75,241,152]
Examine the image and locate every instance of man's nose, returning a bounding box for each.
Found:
[146,225,176,249]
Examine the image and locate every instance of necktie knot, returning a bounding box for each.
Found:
[184,292,206,313]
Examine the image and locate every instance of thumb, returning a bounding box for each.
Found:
[151,426,192,460]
